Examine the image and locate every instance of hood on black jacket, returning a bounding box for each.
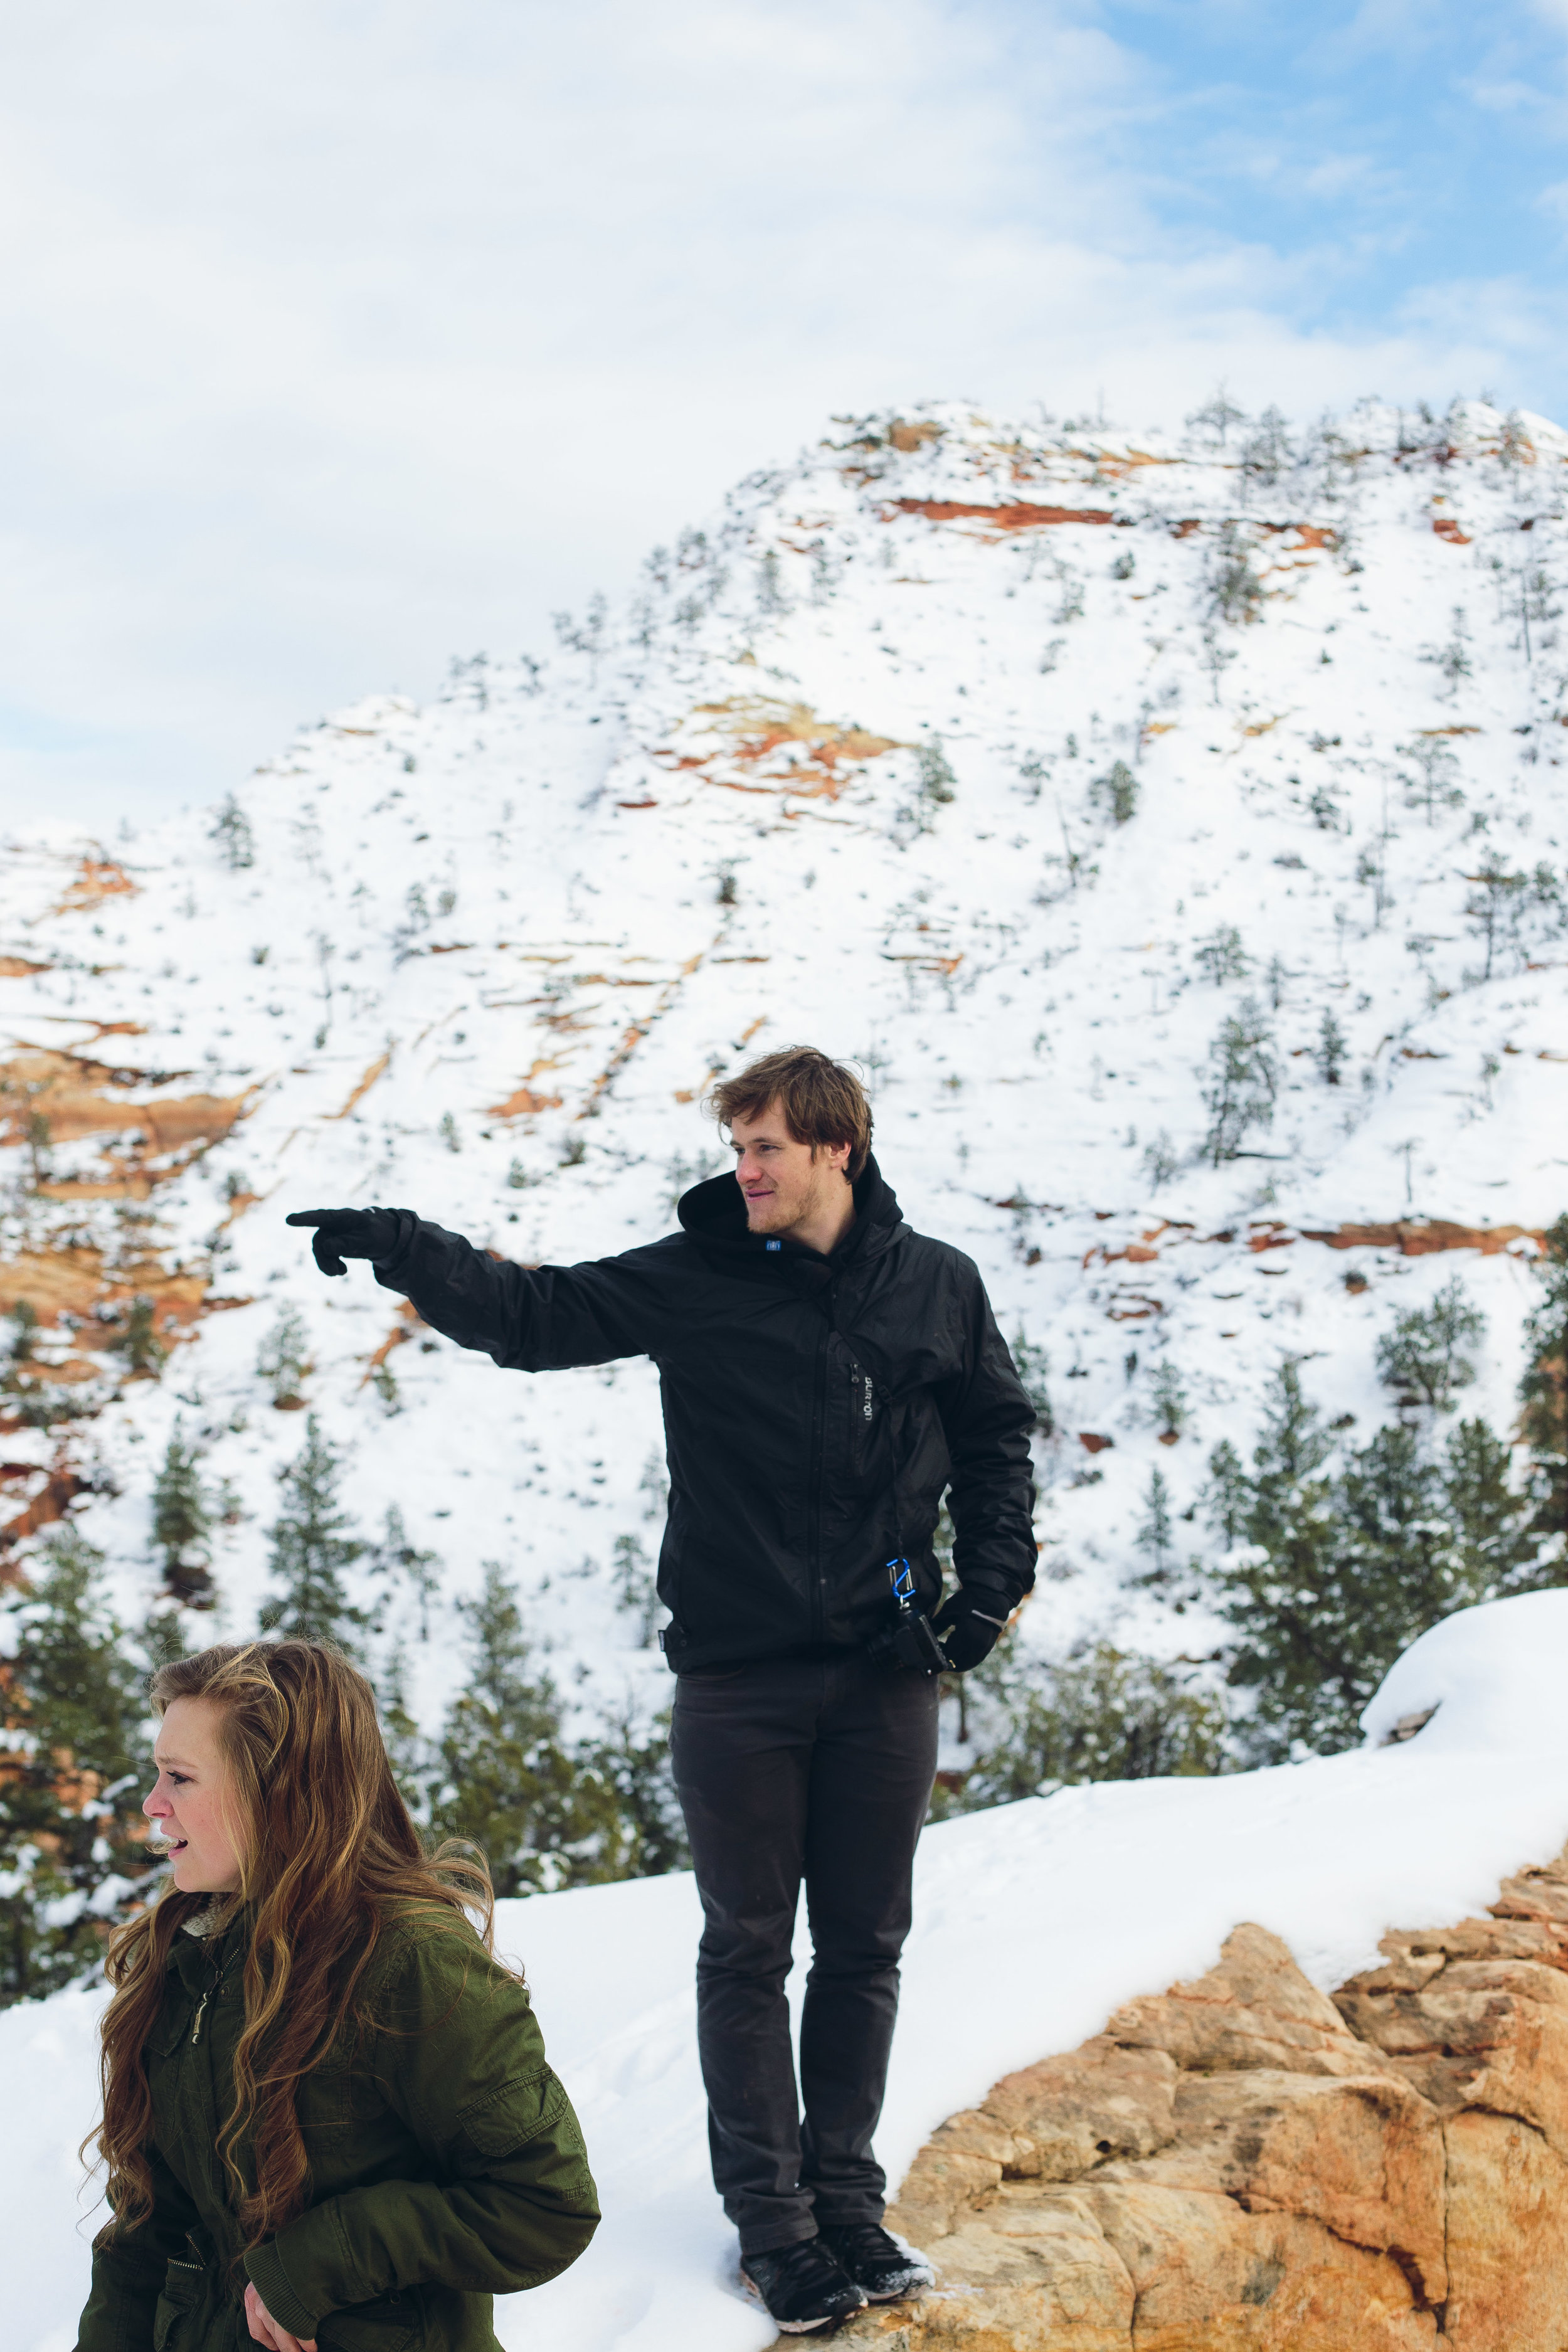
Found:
[677,1153,903,1289]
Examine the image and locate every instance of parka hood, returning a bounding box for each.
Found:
[677,1152,904,1289]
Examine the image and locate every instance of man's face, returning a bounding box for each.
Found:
[729,1099,850,1236]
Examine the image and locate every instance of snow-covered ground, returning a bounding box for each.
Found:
[9,1592,1568,2352]
[3,395,1565,1752]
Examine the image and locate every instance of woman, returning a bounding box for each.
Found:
[78,1639,599,2352]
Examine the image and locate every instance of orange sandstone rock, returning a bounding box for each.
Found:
[818,1856,1568,2352]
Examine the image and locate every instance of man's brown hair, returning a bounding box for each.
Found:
[706,1047,873,1181]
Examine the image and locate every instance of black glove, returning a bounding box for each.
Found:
[285,1207,410,1278]
[932,1587,1012,1672]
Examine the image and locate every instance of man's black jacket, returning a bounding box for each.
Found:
[373,1156,1037,1673]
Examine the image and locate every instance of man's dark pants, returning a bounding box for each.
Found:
[670,1650,940,2256]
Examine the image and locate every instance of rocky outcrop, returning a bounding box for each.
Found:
[825,1845,1568,2350]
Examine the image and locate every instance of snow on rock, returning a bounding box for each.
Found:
[9,1594,1568,2352]
[1359,1587,1568,1755]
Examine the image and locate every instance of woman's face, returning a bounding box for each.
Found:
[144,1695,246,1894]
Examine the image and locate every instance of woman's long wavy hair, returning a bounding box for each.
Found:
[91,1639,494,2248]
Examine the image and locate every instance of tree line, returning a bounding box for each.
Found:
[2,1218,1565,2004]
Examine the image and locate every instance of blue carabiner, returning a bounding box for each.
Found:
[886,1555,916,1609]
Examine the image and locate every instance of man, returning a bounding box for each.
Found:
[289,1046,1036,2334]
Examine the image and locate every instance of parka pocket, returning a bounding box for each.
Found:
[148,1997,195,2060]
[317,2289,423,2352]
[151,2255,203,2351]
[455,2066,569,2164]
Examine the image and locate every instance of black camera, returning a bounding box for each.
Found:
[866,1557,948,1676]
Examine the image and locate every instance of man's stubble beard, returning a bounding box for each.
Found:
[744,1163,827,1237]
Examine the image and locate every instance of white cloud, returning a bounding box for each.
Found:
[0,0,1555,827]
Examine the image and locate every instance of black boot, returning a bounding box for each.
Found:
[739,2240,868,2333]
[817,2222,932,2302]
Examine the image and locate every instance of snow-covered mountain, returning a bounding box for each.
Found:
[2,395,1565,1739]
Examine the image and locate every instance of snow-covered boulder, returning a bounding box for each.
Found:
[1360,1588,1568,1757]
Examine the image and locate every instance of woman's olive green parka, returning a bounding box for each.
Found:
[76,1905,600,2352]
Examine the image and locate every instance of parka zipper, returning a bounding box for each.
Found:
[191,1934,235,2045]
[807,1311,830,1644]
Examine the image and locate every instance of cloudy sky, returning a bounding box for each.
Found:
[4,0,1567,828]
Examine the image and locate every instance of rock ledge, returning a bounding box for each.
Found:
[825,1843,1568,2350]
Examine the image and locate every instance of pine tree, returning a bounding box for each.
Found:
[209,793,255,870]
[611,1533,662,1648]
[429,1565,691,1892]
[370,1505,441,1641]
[916,739,957,813]
[427,1563,584,1897]
[1426,607,1472,699]
[1210,526,1264,625]
[1135,1468,1175,1584]
[1332,1420,1465,1671]
[1240,406,1293,485]
[374,1642,429,1808]
[151,1417,214,1607]
[0,1530,155,2005]
[1204,1369,1522,1761]
[1090,761,1138,825]
[1202,997,1278,1163]
[1402,738,1461,825]
[569,1703,689,1880]
[1205,1362,1340,1756]
[260,1414,365,1648]
[114,1296,168,1378]
[1465,860,1530,982]
[257,1305,309,1408]
[1376,1277,1485,1411]
[1443,1417,1543,1592]
[1150,1360,1189,1440]
[1315,1008,1348,1085]
[1206,1436,1248,1543]
[1010,1331,1054,1434]
[1521,1214,1568,1539]
[1195,924,1249,985]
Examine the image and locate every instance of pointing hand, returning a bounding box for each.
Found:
[285,1207,410,1277]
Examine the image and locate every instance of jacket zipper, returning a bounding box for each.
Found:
[807,1313,830,1643]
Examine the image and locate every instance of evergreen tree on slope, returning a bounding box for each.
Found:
[1521,1214,1568,1545]
[0,1530,154,2005]
[151,1417,214,1608]
[260,1413,365,1649]
[428,1562,586,1897]
[1209,1366,1539,1761]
